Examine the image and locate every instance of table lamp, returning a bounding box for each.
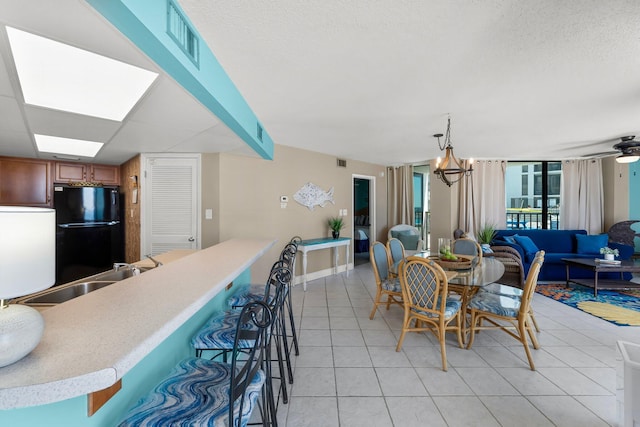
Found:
[0,206,55,367]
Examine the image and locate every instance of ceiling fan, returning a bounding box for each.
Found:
[582,135,640,163]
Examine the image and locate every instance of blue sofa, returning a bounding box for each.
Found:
[492,229,634,281]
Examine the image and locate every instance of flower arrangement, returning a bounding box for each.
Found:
[599,247,619,256]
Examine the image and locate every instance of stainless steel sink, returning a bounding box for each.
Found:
[16,265,156,307]
[92,266,154,282]
[17,281,116,305]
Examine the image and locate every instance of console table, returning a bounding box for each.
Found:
[298,237,351,290]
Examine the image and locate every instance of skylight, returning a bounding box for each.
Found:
[34,134,103,158]
[7,27,158,121]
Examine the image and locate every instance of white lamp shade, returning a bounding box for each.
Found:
[0,207,55,299]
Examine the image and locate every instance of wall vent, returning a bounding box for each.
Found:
[257,123,264,142]
[337,159,347,167]
[167,1,200,67]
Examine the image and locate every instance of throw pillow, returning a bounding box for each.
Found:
[575,233,609,254]
[481,245,494,254]
[398,234,419,250]
[503,234,519,244]
[513,235,539,255]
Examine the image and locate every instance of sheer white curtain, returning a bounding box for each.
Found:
[459,160,506,237]
[387,165,414,226]
[560,159,604,234]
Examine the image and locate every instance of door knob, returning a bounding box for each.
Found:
[188,237,195,242]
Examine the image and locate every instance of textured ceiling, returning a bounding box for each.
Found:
[180,0,640,165]
[1,1,639,166]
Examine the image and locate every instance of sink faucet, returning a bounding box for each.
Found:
[113,263,141,275]
[145,255,163,267]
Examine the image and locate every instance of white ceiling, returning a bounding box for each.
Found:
[180,0,640,165]
[1,1,640,166]
[0,0,257,165]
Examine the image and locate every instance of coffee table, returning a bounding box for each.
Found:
[562,258,640,296]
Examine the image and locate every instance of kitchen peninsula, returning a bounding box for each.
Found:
[0,238,275,426]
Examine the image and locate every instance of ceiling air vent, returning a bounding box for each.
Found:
[337,159,347,168]
[257,123,264,142]
[167,0,199,67]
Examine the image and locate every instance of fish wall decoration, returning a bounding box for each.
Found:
[294,182,335,211]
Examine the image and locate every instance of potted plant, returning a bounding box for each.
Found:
[327,216,345,239]
[475,223,497,251]
[600,246,619,261]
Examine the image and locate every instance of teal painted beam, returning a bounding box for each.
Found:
[86,0,273,160]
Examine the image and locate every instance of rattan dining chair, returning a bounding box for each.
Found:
[386,238,405,278]
[466,251,545,370]
[452,237,483,264]
[369,241,403,319]
[396,256,464,371]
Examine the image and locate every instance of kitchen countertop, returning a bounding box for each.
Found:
[0,238,275,409]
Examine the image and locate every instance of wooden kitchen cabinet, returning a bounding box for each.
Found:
[55,162,120,185]
[0,157,53,207]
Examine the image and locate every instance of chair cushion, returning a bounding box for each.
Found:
[118,357,264,427]
[468,291,521,317]
[480,283,523,298]
[513,235,539,256]
[227,283,282,309]
[411,296,461,319]
[398,233,419,250]
[191,311,258,350]
[575,233,609,255]
[381,278,402,293]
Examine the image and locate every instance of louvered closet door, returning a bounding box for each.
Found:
[143,156,200,256]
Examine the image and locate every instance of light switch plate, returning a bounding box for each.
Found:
[205,209,213,219]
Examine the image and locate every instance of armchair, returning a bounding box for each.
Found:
[388,224,424,254]
[487,245,525,288]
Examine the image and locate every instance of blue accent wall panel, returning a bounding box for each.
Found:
[630,162,640,219]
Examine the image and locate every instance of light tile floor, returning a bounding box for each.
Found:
[275,262,638,427]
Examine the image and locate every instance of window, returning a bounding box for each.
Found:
[506,161,561,229]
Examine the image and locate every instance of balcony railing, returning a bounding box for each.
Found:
[506,209,559,230]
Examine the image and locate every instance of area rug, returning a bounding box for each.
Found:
[536,283,640,326]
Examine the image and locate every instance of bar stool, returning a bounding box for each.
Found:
[118,300,274,427]
[192,262,292,411]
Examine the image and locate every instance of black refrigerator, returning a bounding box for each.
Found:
[54,185,124,285]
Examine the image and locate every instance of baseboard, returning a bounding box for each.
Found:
[293,263,354,286]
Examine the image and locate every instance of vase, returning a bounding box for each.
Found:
[438,238,452,257]
[332,231,340,239]
[604,253,615,261]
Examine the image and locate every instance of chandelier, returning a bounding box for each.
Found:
[433,116,473,186]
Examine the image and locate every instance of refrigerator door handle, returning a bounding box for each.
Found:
[58,221,120,228]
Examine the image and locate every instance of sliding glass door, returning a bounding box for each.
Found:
[505,161,561,230]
